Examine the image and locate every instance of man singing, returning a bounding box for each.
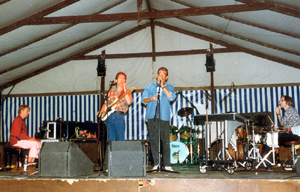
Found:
[98,72,133,141]
[142,67,176,171]
[10,105,41,163]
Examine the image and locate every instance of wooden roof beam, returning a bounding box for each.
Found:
[171,0,300,40]
[155,21,300,69]
[178,17,300,56]
[237,0,300,18]
[72,48,236,60]
[0,0,127,57]
[26,4,270,25]
[0,22,123,75]
[0,0,80,36]
[0,22,151,89]
[0,0,10,5]
[74,22,151,57]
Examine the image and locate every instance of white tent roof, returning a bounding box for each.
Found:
[1,0,300,94]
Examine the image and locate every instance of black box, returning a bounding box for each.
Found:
[107,141,146,177]
[39,142,94,177]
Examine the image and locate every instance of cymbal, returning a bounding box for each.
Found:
[178,107,193,117]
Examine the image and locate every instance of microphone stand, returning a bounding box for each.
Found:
[101,81,115,173]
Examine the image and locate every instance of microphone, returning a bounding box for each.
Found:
[232,82,236,94]
[109,80,117,85]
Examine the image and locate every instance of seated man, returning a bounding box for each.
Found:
[10,105,41,163]
[274,95,300,146]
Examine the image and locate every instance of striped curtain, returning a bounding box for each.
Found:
[2,86,300,142]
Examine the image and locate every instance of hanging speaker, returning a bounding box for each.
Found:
[205,53,215,72]
[97,59,106,76]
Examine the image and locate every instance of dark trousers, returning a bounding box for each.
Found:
[278,132,300,146]
[148,118,170,166]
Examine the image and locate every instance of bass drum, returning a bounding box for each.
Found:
[227,141,245,160]
[170,141,189,164]
[211,140,245,160]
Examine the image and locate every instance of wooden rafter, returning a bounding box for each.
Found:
[216,14,300,40]
[178,17,300,56]
[73,22,151,58]
[137,0,143,25]
[0,0,127,57]
[145,0,152,12]
[171,0,300,40]
[0,25,73,57]
[26,4,269,25]
[0,0,80,36]
[237,0,300,18]
[0,22,123,76]
[0,0,10,5]
[150,19,156,62]
[155,21,300,69]
[72,48,235,60]
[0,22,151,90]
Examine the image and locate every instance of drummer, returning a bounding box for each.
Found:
[274,95,300,146]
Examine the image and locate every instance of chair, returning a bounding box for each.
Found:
[283,140,300,167]
[4,146,27,168]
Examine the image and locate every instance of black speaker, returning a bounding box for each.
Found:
[97,59,106,76]
[39,142,94,177]
[205,53,215,72]
[106,141,146,177]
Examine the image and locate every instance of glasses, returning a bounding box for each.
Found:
[279,100,285,103]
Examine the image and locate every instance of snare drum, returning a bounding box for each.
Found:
[266,132,279,148]
[170,141,189,164]
[180,126,191,144]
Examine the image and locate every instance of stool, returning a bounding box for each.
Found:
[284,140,300,167]
[4,146,26,168]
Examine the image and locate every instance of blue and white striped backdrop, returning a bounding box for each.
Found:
[2,86,300,142]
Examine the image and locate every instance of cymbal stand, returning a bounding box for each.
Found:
[247,124,266,168]
[177,90,201,164]
[255,129,276,169]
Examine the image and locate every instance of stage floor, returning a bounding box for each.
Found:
[1,164,300,192]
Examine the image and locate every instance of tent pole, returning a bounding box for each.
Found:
[210,43,215,114]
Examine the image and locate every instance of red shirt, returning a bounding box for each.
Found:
[10,115,30,145]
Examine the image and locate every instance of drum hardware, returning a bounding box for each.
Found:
[255,116,277,169]
[177,106,198,164]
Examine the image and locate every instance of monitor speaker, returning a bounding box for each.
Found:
[106,141,146,177]
[39,142,94,177]
[295,157,300,174]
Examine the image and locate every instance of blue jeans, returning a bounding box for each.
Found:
[107,112,125,141]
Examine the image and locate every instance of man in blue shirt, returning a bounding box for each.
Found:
[142,67,176,171]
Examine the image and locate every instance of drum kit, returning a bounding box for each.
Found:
[169,107,202,164]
